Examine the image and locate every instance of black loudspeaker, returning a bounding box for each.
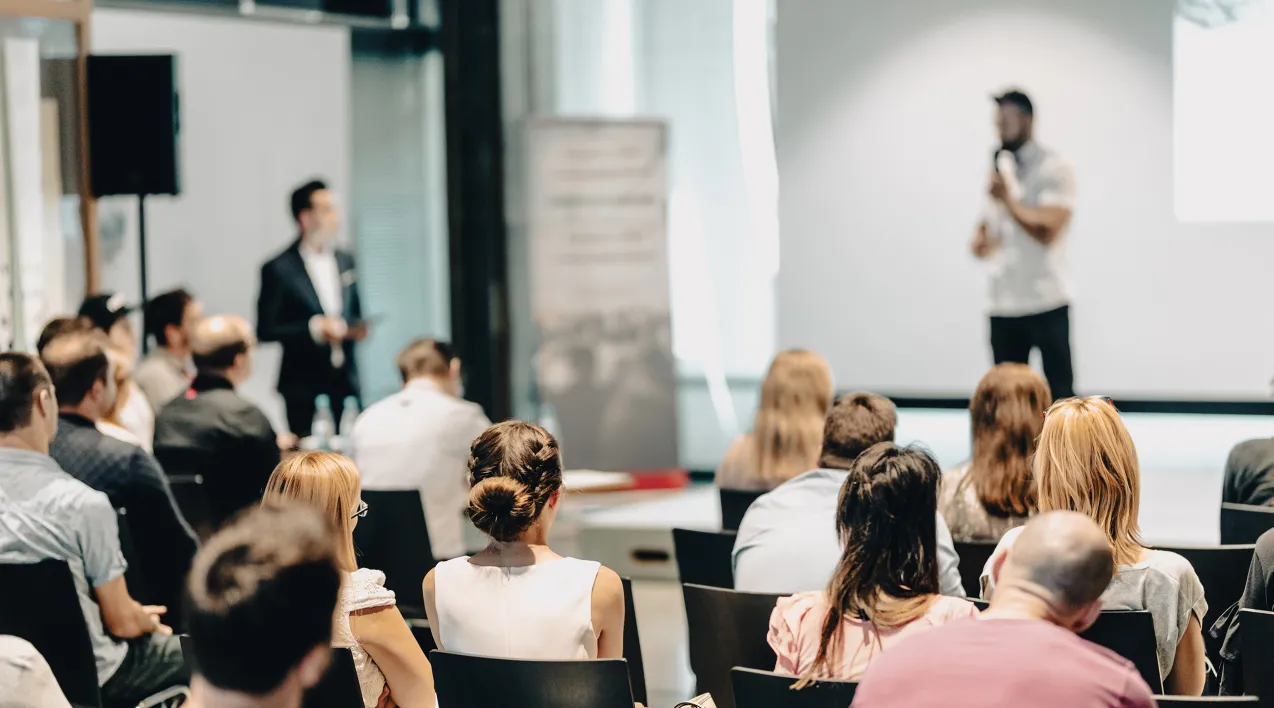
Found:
[87,55,180,197]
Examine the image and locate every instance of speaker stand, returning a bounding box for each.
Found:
[137,193,150,355]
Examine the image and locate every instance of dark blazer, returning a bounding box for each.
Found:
[48,413,198,613]
[256,240,362,399]
[153,373,282,527]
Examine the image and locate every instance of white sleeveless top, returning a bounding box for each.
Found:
[333,568,398,708]
[433,556,601,660]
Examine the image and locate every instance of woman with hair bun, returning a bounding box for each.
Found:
[422,420,626,660]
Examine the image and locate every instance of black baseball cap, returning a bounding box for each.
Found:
[993,89,1034,116]
[78,293,135,331]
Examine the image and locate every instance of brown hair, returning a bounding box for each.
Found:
[818,393,896,470]
[396,338,455,383]
[967,364,1051,517]
[1035,397,1144,565]
[749,350,834,486]
[795,443,942,689]
[262,452,361,571]
[40,331,110,406]
[467,421,563,543]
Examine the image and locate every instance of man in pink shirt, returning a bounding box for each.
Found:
[854,511,1156,708]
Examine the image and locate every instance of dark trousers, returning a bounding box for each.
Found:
[283,368,358,437]
[100,634,189,708]
[989,304,1075,399]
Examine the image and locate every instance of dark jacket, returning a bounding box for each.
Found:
[1215,528,1274,694]
[1223,438,1274,507]
[153,373,282,527]
[256,240,362,400]
[48,413,198,612]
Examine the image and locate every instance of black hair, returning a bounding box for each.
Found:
[193,341,249,372]
[0,353,53,432]
[290,179,328,223]
[994,89,1034,116]
[39,332,109,407]
[185,502,341,695]
[144,289,195,347]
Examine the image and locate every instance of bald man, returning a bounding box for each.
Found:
[855,512,1155,708]
[153,315,283,527]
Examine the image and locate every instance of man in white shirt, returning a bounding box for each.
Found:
[971,90,1077,398]
[257,180,367,436]
[353,339,491,560]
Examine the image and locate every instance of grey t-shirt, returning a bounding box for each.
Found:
[0,448,129,683]
[981,526,1207,681]
[1223,437,1274,507]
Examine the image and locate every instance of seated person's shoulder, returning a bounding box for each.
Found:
[1228,437,1274,464]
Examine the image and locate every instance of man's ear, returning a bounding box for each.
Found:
[1067,599,1103,634]
[450,357,462,379]
[295,644,332,689]
[36,388,55,418]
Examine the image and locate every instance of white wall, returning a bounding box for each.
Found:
[92,11,350,423]
[777,0,1274,400]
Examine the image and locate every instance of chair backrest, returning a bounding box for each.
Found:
[1153,698,1259,705]
[430,650,635,708]
[180,636,362,708]
[1155,544,1255,671]
[1221,503,1274,545]
[352,489,436,618]
[1239,608,1274,704]
[166,474,215,541]
[720,488,766,531]
[731,667,857,708]
[0,560,102,707]
[672,528,736,589]
[1078,610,1162,693]
[620,577,647,706]
[682,583,782,708]
[953,540,997,598]
[116,507,155,607]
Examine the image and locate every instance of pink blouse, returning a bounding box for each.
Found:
[768,592,978,681]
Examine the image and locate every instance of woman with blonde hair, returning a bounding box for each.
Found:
[716,349,833,491]
[980,397,1207,695]
[263,452,435,708]
[940,363,1050,541]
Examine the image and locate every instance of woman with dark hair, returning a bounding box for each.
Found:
[940,363,1050,541]
[769,443,978,684]
[422,421,626,660]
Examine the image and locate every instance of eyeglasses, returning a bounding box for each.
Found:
[351,500,369,519]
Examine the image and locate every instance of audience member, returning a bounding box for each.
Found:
[1213,527,1274,694]
[423,421,626,659]
[715,350,832,491]
[183,502,368,708]
[1223,433,1274,507]
[353,338,491,560]
[136,288,201,411]
[854,511,1155,708]
[36,315,92,354]
[41,332,198,616]
[771,443,977,684]
[154,315,282,526]
[732,393,964,596]
[940,363,1049,541]
[98,347,149,451]
[0,352,188,708]
[0,635,72,708]
[981,396,1206,695]
[79,294,156,446]
[263,453,434,708]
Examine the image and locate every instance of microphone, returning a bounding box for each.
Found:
[992,147,1006,173]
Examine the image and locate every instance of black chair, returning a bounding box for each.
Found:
[1079,610,1162,693]
[672,528,736,589]
[180,636,362,708]
[620,577,648,706]
[116,508,155,606]
[167,474,216,541]
[1154,699,1259,706]
[731,668,857,708]
[953,540,997,598]
[1240,608,1274,707]
[430,650,635,708]
[352,489,436,619]
[1221,503,1274,545]
[1156,544,1255,672]
[720,488,765,531]
[682,583,782,708]
[0,559,101,707]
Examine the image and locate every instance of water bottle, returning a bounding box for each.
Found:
[310,394,335,452]
[336,396,360,457]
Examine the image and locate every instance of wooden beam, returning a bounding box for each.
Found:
[74,17,98,293]
[0,0,91,21]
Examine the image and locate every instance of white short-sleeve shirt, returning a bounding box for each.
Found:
[984,140,1076,317]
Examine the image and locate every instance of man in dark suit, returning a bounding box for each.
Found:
[153,314,283,527]
[257,179,365,436]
